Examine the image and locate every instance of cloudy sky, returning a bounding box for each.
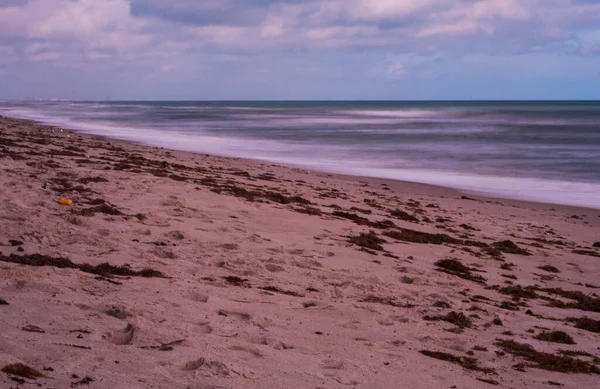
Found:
[1,0,599,100]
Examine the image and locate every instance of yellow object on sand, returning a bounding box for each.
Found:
[59,199,73,206]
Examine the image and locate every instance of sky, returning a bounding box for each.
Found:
[1,0,599,100]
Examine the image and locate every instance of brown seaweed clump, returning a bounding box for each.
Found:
[389,209,419,222]
[385,228,461,245]
[419,351,495,374]
[572,249,600,258]
[538,265,560,273]
[435,259,486,283]
[348,232,386,251]
[423,311,473,328]
[492,240,531,256]
[1,363,48,379]
[0,253,166,279]
[499,285,539,300]
[567,317,600,333]
[495,339,599,374]
[534,331,576,345]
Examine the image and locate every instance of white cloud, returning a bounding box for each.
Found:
[0,0,599,68]
[386,62,406,79]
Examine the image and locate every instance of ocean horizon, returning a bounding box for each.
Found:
[2,100,599,209]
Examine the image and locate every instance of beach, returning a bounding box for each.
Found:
[1,115,599,388]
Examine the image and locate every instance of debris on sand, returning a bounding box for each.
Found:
[0,253,166,279]
[222,276,250,286]
[538,265,560,273]
[423,311,473,328]
[1,363,48,379]
[360,295,414,308]
[384,228,461,245]
[389,209,419,222]
[419,350,495,374]
[435,259,486,283]
[572,249,600,258]
[348,232,386,251]
[492,240,531,256]
[534,331,576,345]
[567,317,600,333]
[72,203,123,217]
[494,339,599,374]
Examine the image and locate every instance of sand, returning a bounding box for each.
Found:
[0,115,599,389]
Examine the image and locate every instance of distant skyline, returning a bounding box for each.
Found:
[1,0,600,100]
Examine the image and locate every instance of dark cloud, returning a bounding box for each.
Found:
[0,0,28,7]
[129,0,303,26]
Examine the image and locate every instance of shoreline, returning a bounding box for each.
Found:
[1,115,600,389]
[2,114,599,215]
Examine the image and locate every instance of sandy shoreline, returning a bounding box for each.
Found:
[1,116,599,388]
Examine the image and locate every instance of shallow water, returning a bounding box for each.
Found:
[2,100,599,208]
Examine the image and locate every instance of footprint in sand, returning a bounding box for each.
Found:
[187,291,209,303]
[105,323,135,345]
[105,305,129,320]
[183,358,230,377]
[197,322,213,334]
[229,345,263,358]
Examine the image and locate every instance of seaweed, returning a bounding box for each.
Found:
[499,301,520,311]
[350,206,372,215]
[389,209,419,222]
[360,295,413,308]
[348,232,386,251]
[1,363,47,379]
[492,240,531,256]
[259,286,304,297]
[534,331,575,345]
[78,176,108,184]
[499,285,539,300]
[572,249,600,258]
[423,311,472,328]
[22,325,45,333]
[432,301,451,308]
[73,203,123,217]
[538,265,560,273]
[419,350,495,374]
[222,276,249,286]
[477,378,499,385]
[71,376,94,386]
[434,259,486,283]
[295,206,322,216]
[558,350,597,359]
[541,287,600,313]
[495,339,599,374]
[384,228,461,245]
[332,211,370,224]
[567,317,600,333]
[0,253,166,278]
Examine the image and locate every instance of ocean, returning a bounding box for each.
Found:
[1,100,599,209]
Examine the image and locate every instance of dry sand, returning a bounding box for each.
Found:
[1,116,599,389]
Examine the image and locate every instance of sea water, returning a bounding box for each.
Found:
[1,100,599,209]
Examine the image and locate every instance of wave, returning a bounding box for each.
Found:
[2,101,599,209]
[342,109,443,118]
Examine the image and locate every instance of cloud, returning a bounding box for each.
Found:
[386,62,406,79]
[1,0,599,66]
[0,0,599,99]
